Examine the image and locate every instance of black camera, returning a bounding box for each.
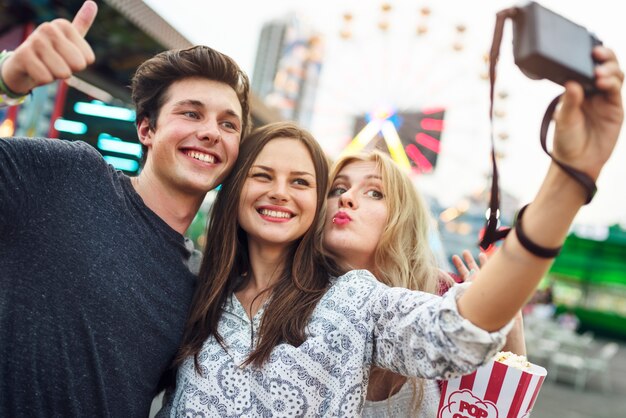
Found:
[511,1,602,94]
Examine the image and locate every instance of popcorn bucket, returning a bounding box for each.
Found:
[437,359,547,418]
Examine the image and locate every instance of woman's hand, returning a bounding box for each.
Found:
[553,46,624,180]
[451,250,488,282]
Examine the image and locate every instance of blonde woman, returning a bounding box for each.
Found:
[322,152,522,417]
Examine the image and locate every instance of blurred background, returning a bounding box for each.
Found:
[1,1,625,416]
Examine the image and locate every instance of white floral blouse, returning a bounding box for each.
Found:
[158,270,510,417]
[361,379,440,417]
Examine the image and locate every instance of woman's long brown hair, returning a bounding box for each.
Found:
[175,121,332,370]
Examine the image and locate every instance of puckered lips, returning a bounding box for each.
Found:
[332,211,351,226]
[182,147,221,165]
[256,205,295,223]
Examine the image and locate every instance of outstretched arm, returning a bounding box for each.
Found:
[0,1,97,96]
[458,46,624,331]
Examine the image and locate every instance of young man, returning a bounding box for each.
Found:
[0,2,251,416]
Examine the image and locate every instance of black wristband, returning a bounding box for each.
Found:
[514,205,562,258]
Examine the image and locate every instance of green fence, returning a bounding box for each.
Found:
[548,225,626,338]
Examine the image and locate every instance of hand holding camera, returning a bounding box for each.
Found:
[510,1,623,186]
[553,46,624,183]
[481,1,623,250]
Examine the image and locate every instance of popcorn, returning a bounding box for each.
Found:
[438,353,547,418]
[494,351,532,370]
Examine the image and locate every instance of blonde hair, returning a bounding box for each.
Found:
[327,150,440,293]
[327,150,444,413]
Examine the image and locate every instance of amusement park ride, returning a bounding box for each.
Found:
[311,1,506,179]
[335,4,448,173]
[341,106,445,173]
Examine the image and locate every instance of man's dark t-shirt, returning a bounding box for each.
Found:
[0,138,197,417]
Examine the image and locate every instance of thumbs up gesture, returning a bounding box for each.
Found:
[1,1,98,95]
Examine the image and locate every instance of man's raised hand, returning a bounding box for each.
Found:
[1,1,98,95]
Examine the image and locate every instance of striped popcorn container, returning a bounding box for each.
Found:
[437,359,547,418]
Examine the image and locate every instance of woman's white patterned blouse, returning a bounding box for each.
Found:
[158,270,511,417]
[361,379,440,417]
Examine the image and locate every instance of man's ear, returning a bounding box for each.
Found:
[137,117,153,146]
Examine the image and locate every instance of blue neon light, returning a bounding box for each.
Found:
[389,113,403,130]
[103,155,139,172]
[97,133,142,158]
[54,118,88,134]
[74,101,136,122]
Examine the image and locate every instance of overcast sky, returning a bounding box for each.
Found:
[145,0,626,229]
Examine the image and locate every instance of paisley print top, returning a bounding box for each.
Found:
[158,270,510,417]
[361,379,440,417]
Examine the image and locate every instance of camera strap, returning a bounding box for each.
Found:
[479,7,597,251]
[538,95,598,204]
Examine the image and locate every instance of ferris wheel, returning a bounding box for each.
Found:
[309,1,514,184]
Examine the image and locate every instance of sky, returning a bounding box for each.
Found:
[145,0,626,229]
